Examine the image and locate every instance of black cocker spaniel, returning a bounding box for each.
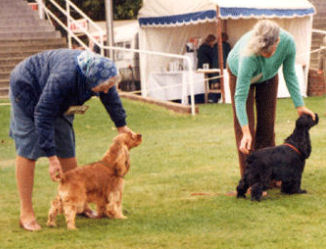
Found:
[237,113,319,201]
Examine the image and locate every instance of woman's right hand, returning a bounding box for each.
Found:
[48,156,63,181]
[240,125,252,154]
[296,106,316,121]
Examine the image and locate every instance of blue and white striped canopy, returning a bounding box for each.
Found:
[138,0,315,27]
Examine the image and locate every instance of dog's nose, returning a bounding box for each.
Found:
[137,134,142,139]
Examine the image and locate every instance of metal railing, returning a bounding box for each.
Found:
[313,29,326,35]
[312,29,326,78]
[34,0,197,115]
[36,0,105,55]
[311,29,326,55]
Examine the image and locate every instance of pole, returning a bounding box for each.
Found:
[37,0,45,19]
[66,1,72,49]
[104,0,114,59]
[216,6,225,103]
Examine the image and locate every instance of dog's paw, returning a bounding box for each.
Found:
[116,215,128,220]
[78,209,98,219]
[250,196,261,202]
[67,224,77,230]
[298,189,307,194]
[46,220,57,227]
[236,193,246,199]
[112,214,128,219]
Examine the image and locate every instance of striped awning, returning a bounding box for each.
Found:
[138,0,315,27]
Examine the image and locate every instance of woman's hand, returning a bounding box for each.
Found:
[117,126,134,134]
[297,106,315,120]
[48,156,63,182]
[240,125,252,154]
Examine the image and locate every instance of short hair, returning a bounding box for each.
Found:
[204,34,216,44]
[244,20,280,56]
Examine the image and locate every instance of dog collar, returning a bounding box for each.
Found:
[283,143,301,156]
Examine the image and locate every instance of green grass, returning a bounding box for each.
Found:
[0,96,325,249]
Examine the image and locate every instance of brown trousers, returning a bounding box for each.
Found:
[228,68,279,177]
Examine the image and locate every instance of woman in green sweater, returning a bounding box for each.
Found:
[227,20,315,177]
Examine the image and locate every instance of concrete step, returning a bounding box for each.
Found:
[0,25,54,32]
[0,71,10,80]
[0,80,9,88]
[0,9,35,15]
[0,57,25,66]
[0,0,27,3]
[0,0,68,100]
[1,43,66,53]
[0,3,27,8]
[0,13,39,20]
[1,2,35,8]
[0,50,44,59]
[0,22,51,29]
[0,65,15,72]
[0,37,66,47]
[0,87,9,98]
[0,1,30,8]
[0,30,61,40]
[0,18,50,26]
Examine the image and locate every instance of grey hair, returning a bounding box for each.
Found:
[243,20,280,56]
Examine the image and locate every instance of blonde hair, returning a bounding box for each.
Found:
[243,20,280,56]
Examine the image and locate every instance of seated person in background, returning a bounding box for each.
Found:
[197,34,216,69]
[197,34,220,102]
[214,32,231,69]
[222,32,231,64]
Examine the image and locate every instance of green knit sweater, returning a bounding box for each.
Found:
[227,29,304,127]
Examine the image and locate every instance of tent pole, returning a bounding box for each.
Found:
[216,6,225,103]
[104,0,114,59]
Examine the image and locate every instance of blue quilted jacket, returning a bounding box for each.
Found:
[10,49,126,157]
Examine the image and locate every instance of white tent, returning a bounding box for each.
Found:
[137,0,316,103]
[88,20,138,44]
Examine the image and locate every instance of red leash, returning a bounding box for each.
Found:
[283,143,301,156]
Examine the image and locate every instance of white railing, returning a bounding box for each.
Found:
[36,0,105,55]
[35,0,197,115]
[313,29,326,35]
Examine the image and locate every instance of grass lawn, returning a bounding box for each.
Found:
[0,96,325,249]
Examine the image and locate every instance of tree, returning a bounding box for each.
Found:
[60,0,142,20]
[113,0,142,20]
[41,0,141,20]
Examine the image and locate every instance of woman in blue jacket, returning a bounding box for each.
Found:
[9,49,133,231]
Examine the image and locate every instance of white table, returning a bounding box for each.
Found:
[196,68,222,103]
[148,71,205,103]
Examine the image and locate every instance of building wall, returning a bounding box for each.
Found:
[310,0,326,29]
[309,0,326,69]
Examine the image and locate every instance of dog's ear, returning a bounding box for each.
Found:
[114,146,130,177]
[314,113,319,125]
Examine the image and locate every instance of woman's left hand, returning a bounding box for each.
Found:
[296,106,316,120]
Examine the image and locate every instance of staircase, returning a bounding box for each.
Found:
[0,0,67,99]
